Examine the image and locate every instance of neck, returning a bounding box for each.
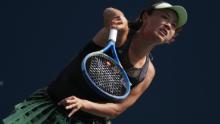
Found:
[130,31,157,61]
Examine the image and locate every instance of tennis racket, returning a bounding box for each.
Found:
[81,28,131,101]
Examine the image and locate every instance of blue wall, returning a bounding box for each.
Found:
[1,0,219,124]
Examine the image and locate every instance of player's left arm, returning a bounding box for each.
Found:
[58,61,155,118]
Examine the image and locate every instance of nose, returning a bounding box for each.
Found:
[164,23,171,31]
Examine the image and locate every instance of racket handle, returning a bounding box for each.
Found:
[108,28,118,42]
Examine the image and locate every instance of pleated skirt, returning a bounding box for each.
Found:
[2,88,70,124]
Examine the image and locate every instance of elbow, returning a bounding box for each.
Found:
[111,111,121,118]
[108,108,124,119]
[108,112,120,119]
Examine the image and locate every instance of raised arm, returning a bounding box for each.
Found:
[58,61,155,118]
[93,7,129,47]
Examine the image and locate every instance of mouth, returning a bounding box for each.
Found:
[159,28,168,37]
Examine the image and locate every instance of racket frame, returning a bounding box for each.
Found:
[81,29,131,101]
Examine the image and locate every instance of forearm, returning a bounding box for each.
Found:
[81,100,123,118]
[80,90,141,119]
[80,65,156,119]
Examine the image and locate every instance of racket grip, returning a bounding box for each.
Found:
[108,28,118,42]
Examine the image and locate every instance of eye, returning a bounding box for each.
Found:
[171,23,176,28]
[161,15,169,20]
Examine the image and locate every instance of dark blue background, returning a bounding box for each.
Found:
[1,0,219,124]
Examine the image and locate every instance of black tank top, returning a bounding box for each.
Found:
[47,30,151,119]
[117,30,150,88]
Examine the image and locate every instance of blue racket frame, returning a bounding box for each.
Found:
[81,29,131,101]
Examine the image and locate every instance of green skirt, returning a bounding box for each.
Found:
[2,88,70,124]
[2,88,112,124]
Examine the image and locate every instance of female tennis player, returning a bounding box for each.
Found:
[3,1,188,124]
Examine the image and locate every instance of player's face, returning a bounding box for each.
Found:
[141,9,177,44]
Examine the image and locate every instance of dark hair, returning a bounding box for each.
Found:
[128,8,183,42]
[128,0,166,31]
[128,8,154,31]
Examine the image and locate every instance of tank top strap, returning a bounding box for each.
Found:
[117,30,137,69]
[117,29,136,51]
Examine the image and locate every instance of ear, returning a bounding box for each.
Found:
[142,11,149,22]
[141,11,150,25]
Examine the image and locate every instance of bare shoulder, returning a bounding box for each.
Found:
[138,60,155,91]
[118,60,155,108]
[129,60,155,96]
[147,60,156,80]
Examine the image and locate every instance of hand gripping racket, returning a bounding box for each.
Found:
[81,28,131,101]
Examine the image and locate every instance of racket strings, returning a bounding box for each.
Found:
[87,55,126,96]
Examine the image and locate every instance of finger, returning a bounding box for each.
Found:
[112,16,127,23]
[66,99,77,104]
[58,100,70,106]
[111,22,123,27]
[68,108,79,117]
[111,17,122,22]
[65,104,77,110]
[66,96,76,100]
[111,22,123,28]
[58,96,76,105]
[58,99,66,106]
[112,16,121,19]
[116,24,125,30]
[120,16,127,22]
[111,20,123,25]
[112,18,121,22]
